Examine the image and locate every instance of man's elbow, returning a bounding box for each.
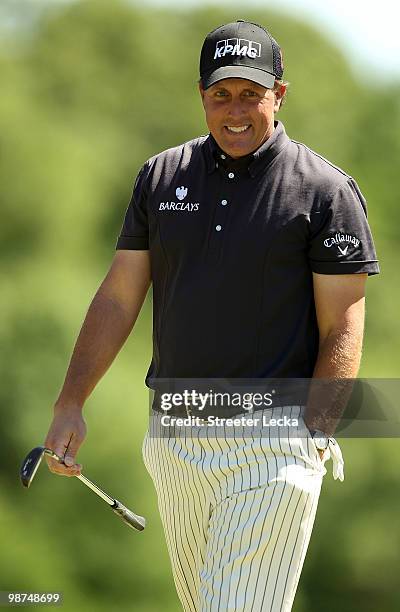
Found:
[318,299,365,348]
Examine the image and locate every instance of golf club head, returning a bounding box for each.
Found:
[20,446,61,488]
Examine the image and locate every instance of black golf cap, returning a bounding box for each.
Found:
[200,20,284,90]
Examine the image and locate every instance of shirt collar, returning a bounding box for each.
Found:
[204,120,290,177]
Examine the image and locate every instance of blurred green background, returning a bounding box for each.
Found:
[1,1,399,611]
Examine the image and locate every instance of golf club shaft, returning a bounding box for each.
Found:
[44,448,146,531]
[75,473,114,505]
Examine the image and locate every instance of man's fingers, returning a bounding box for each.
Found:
[64,454,74,467]
[46,460,81,476]
[45,454,82,477]
[43,409,87,477]
[63,435,82,468]
[44,439,82,476]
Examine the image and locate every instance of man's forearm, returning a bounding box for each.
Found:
[55,290,138,410]
[313,323,363,378]
[304,324,364,435]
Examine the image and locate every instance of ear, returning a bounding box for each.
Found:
[274,83,287,112]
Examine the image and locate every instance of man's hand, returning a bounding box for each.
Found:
[44,405,87,477]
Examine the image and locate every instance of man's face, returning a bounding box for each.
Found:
[199,78,285,159]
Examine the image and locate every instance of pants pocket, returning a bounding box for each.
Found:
[298,417,327,472]
[299,417,345,481]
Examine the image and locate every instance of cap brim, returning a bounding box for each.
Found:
[201,66,275,90]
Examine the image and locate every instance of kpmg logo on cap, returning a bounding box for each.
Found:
[214,38,261,60]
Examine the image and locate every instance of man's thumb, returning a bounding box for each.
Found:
[64,455,75,467]
[64,444,80,466]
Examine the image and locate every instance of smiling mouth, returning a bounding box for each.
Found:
[225,125,251,134]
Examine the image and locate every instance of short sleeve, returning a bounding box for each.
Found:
[116,164,149,250]
[308,178,380,275]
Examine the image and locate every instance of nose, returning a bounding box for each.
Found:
[227,95,247,119]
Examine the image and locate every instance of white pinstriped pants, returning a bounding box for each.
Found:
[142,406,332,612]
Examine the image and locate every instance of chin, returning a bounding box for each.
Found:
[220,137,256,157]
[225,145,253,158]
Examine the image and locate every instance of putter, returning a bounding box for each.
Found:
[20,446,145,532]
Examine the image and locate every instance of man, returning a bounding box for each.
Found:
[44,20,379,612]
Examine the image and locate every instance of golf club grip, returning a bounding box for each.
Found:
[111,500,146,531]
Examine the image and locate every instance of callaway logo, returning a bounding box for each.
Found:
[159,186,199,212]
[214,38,261,60]
[324,233,360,255]
[176,186,188,201]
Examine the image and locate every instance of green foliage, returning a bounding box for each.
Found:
[1,2,399,610]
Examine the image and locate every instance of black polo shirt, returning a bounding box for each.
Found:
[116,121,379,383]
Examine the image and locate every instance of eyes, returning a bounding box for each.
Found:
[213,89,262,100]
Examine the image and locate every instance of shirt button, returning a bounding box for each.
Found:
[221,154,226,160]
[215,225,222,232]
[221,199,228,206]
[228,172,235,179]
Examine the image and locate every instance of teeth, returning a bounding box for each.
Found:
[226,125,249,133]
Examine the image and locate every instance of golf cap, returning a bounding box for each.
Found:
[200,20,284,90]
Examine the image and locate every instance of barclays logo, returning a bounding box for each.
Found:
[176,186,188,201]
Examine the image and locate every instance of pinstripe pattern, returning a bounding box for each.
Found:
[142,405,330,612]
